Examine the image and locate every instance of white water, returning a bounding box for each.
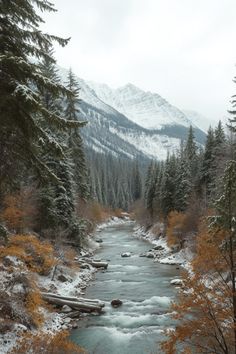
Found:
[71,222,180,354]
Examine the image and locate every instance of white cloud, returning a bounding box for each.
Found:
[41,0,236,123]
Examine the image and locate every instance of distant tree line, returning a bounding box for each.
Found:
[143,122,232,226]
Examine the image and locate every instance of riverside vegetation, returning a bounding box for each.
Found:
[1,1,236,353]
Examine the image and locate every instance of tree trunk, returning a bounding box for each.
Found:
[42,293,105,313]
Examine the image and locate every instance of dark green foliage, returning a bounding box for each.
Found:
[143,123,230,222]
[64,69,90,201]
[131,162,142,201]
[0,0,85,187]
[87,151,145,210]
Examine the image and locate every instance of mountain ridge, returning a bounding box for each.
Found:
[59,67,208,160]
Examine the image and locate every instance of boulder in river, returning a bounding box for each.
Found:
[153,245,165,251]
[95,238,103,243]
[121,252,131,257]
[146,252,155,258]
[111,299,123,308]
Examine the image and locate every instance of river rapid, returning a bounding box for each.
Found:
[71,221,180,354]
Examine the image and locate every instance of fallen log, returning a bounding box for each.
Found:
[41,292,105,307]
[42,295,103,313]
[77,258,108,269]
[90,261,108,269]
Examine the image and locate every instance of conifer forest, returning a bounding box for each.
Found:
[1,1,236,353]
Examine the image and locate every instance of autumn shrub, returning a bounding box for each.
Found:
[76,199,110,231]
[161,221,235,354]
[130,199,151,227]
[0,187,38,233]
[113,208,123,218]
[0,273,44,329]
[11,330,85,354]
[0,234,56,275]
[166,211,187,249]
[25,281,44,327]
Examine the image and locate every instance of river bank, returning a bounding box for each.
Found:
[1,217,185,353]
[0,217,129,353]
[133,223,194,269]
[70,220,181,354]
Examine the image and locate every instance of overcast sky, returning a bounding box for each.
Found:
[41,0,236,123]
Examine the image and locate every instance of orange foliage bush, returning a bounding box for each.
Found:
[25,283,44,327]
[166,211,187,249]
[161,221,235,354]
[0,234,56,275]
[76,199,111,229]
[11,330,85,354]
[0,188,38,232]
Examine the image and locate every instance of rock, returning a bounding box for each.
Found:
[139,253,146,257]
[95,239,103,243]
[153,245,165,251]
[57,274,69,282]
[170,279,183,286]
[63,318,71,324]
[71,321,78,329]
[80,263,90,270]
[111,299,123,308]
[61,305,72,313]
[121,252,131,257]
[146,252,155,258]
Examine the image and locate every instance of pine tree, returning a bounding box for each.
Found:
[185,125,198,178]
[201,127,216,200]
[160,155,177,218]
[131,162,142,201]
[64,69,90,201]
[0,0,85,191]
[145,162,158,219]
[174,157,192,212]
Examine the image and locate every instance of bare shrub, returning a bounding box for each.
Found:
[0,234,56,275]
[10,330,85,354]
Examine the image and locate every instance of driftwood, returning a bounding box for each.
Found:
[42,292,105,313]
[78,258,108,269]
[90,261,108,269]
[42,292,105,307]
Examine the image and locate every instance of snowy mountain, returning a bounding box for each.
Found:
[59,68,207,160]
[87,81,192,130]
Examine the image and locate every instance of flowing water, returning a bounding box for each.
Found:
[71,221,180,354]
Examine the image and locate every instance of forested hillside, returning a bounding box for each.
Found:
[136,119,236,352]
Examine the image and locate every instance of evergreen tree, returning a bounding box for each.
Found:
[174,157,192,212]
[64,69,90,201]
[131,162,142,201]
[201,127,216,200]
[145,162,159,219]
[160,154,177,218]
[185,125,198,178]
[0,0,84,190]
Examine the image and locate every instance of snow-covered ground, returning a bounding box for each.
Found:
[96,216,133,231]
[133,224,193,269]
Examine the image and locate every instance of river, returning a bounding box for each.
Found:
[70,221,180,354]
